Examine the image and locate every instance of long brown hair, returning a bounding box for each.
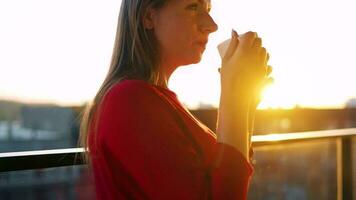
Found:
[78,0,167,163]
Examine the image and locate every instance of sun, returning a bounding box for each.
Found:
[258,81,297,109]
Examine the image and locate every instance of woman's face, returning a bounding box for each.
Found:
[149,0,218,68]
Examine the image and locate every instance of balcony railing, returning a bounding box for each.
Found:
[1,128,355,200]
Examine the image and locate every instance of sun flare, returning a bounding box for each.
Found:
[258,82,297,109]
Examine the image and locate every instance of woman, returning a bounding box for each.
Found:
[80,0,271,199]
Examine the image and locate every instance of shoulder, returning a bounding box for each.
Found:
[107,79,157,99]
[99,79,169,115]
[96,80,179,138]
[102,79,165,106]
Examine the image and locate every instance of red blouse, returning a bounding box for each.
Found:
[89,79,254,200]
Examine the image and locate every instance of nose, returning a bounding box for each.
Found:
[199,13,218,34]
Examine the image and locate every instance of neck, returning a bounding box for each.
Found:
[157,76,169,89]
[157,60,178,89]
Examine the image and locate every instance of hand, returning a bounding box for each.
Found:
[220,30,269,102]
[250,60,274,110]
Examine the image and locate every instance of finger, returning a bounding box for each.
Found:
[266,53,270,63]
[260,47,267,56]
[252,37,262,49]
[264,77,274,86]
[267,65,273,76]
[259,47,267,67]
[223,30,239,59]
[240,31,257,48]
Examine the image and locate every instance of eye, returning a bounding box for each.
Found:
[207,5,212,13]
[187,3,199,11]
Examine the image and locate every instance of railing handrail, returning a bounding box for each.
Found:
[0,128,355,172]
[252,128,356,144]
[0,148,84,158]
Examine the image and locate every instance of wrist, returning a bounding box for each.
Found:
[217,100,250,133]
[218,85,250,108]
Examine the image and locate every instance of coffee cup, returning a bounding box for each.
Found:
[217,38,231,58]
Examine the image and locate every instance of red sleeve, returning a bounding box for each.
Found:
[96,81,253,199]
[212,143,254,200]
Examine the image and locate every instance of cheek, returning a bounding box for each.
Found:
[154,25,170,52]
[155,20,192,51]
[174,19,196,46]
[154,16,201,64]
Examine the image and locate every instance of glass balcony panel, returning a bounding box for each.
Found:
[0,165,95,200]
[249,139,337,200]
[0,117,79,153]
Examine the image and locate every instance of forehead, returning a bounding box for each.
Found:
[181,0,211,4]
[200,0,211,3]
[198,0,211,5]
[167,0,212,9]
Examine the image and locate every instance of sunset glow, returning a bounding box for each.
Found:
[0,0,355,109]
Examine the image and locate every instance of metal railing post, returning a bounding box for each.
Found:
[341,137,353,200]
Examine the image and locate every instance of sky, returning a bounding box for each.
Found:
[0,0,355,109]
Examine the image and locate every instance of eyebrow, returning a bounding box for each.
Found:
[198,0,212,10]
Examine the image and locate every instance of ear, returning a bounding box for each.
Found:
[142,7,156,30]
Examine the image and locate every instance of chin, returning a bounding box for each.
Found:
[192,54,204,64]
[180,59,201,66]
[191,58,202,64]
[176,51,204,66]
[185,53,203,65]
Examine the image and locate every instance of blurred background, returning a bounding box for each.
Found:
[0,0,355,199]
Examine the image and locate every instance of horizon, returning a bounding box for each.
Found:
[1,97,356,111]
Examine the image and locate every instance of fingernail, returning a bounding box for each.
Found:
[232,29,239,37]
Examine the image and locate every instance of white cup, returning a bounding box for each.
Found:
[217,38,231,58]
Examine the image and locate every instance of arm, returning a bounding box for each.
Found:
[214,30,269,199]
[216,90,250,159]
[214,94,254,200]
[216,30,267,161]
[249,107,256,148]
